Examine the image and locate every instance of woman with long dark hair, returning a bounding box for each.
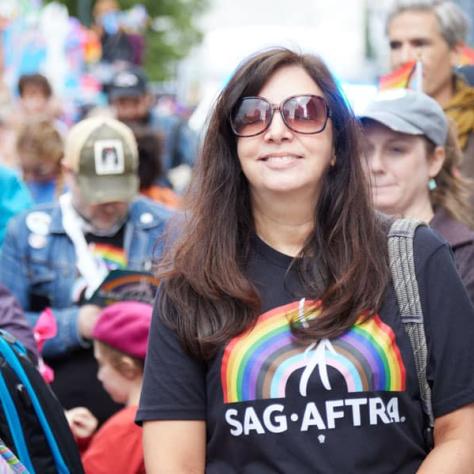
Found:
[138,48,474,473]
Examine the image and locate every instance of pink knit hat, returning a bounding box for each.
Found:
[92,301,152,360]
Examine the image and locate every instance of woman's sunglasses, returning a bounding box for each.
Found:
[230,94,332,137]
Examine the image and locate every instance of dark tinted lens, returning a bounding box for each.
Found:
[282,95,328,133]
[231,98,272,136]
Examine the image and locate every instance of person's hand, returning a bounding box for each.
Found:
[77,304,101,339]
[65,407,98,439]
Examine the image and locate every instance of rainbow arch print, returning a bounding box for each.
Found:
[220,301,406,403]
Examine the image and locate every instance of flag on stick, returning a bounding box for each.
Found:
[409,59,423,92]
[379,61,416,90]
[458,45,474,66]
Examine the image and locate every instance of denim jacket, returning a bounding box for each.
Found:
[0,196,172,359]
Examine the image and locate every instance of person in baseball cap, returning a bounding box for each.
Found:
[107,67,151,124]
[360,88,474,302]
[63,116,139,205]
[0,113,172,431]
[108,68,148,102]
[107,66,198,182]
[66,301,152,473]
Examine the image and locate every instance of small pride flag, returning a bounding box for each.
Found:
[379,61,416,90]
[458,45,474,66]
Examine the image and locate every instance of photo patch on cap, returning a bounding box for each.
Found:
[94,140,125,175]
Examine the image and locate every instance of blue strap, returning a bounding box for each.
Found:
[0,336,69,474]
[0,372,35,473]
[0,330,27,357]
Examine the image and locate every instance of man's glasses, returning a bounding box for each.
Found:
[230,94,331,137]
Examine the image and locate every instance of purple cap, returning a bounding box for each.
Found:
[92,301,152,359]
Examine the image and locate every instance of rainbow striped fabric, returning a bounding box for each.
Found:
[459,45,474,66]
[0,440,29,473]
[379,61,416,90]
[90,243,127,270]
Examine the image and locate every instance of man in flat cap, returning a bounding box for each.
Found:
[0,117,172,423]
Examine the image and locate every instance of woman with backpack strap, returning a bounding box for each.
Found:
[138,48,474,473]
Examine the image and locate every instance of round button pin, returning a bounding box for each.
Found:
[28,234,47,249]
[140,212,153,224]
[26,212,51,236]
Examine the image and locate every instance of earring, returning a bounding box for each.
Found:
[428,178,437,191]
[330,155,336,167]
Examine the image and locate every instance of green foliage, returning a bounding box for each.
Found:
[45,0,208,81]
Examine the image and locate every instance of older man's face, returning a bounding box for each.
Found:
[76,200,129,232]
[388,10,458,104]
[66,170,130,232]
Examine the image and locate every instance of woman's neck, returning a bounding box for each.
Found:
[384,198,435,224]
[252,192,315,257]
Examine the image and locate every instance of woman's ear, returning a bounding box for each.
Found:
[428,146,445,178]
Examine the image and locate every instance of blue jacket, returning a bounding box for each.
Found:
[0,196,172,358]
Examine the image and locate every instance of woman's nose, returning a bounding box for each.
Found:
[263,110,293,142]
[368,151,385,173]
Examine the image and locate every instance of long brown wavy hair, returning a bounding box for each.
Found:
[430,120,474,228]
[158,48,390,359]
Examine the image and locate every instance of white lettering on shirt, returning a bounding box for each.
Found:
[224,396,403,437]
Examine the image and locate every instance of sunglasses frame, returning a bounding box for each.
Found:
[230,94,332,138]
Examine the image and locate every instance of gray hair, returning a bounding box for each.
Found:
[386,0,470,48]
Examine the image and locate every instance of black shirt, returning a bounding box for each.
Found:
[138,227,474,473]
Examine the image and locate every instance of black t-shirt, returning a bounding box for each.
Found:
[49,225,127,424]
[137,228,474,473]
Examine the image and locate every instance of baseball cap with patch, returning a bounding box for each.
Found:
[359,89,448,146]
[63,117,139,204]
[108,68,148,101]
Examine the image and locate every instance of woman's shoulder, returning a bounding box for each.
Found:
[414,223,447,250]
[430,208,474,249]
[379,214,447,258]
[410,224,451,277]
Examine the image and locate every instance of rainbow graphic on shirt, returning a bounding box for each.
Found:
[221,300,406,403]
[90,243,127,270]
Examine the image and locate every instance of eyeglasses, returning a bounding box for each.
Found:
[230,94,331,137]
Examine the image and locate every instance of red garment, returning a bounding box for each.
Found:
[81,405,144,474]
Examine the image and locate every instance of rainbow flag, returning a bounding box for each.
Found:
[459,45,474,66]
[82,28,102,64]
[379,61,416,90]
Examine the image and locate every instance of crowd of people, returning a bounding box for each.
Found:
[0,0,474,473]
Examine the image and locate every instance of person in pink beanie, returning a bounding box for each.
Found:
[66,301,151,474]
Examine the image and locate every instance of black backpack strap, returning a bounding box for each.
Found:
[387,218,434,439]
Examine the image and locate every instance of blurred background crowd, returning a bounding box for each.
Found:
[0,0,472,196]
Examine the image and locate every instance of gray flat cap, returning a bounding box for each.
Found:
[359,89,448,146]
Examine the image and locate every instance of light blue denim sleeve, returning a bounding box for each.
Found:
[0,214,32,311]
[0,214,86,358]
